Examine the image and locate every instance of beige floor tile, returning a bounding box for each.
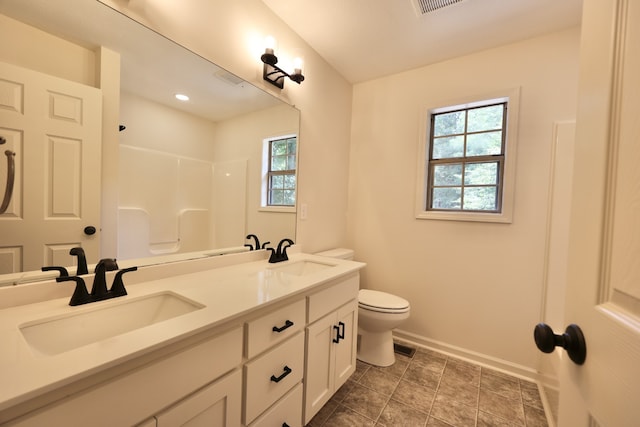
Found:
[480,369,521,401]
[478,389,525,426]
[341,382,389,420]
[358,367,401,397]
[430,394,477,427]
[391,379,436,413]
[324,404,376,427]
[378,399,429,427]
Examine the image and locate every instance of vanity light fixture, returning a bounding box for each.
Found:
[260,37,304,89]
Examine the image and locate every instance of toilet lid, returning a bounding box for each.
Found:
[358,289,410,312]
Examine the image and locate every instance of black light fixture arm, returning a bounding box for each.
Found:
[261,50,304,89]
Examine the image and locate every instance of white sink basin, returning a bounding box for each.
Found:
[19,291,204,356]
[269,260,334,276]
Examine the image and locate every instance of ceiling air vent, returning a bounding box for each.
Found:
[412,0,466,16]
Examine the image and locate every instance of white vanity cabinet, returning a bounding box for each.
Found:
[0,260,363,427]
[304,275,359,424]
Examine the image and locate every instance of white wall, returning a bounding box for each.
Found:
[347,28,581,371]
[213,104,299,246]
[99,0,353,253]
[0,14,95,86]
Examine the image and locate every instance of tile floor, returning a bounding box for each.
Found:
[307,343,549,427]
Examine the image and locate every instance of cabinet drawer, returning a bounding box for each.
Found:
[308,274,359,323]
[250,382,303,427]
[244,332,304,424]
[155,369,242,426]
[246,298,305,358]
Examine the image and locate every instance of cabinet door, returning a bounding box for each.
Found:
[334,300,358,390]
[155,369,241,427]
[304,312,336,423]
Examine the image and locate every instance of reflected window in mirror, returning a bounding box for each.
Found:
[263,135,297,208]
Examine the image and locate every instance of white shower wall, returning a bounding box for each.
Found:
[117,92,247,259]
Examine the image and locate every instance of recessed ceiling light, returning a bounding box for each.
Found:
[175,93,189,101]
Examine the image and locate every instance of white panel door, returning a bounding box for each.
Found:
[0,61,101,274]
[559,0,640,424]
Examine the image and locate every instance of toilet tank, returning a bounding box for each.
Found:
[314,248,354,260]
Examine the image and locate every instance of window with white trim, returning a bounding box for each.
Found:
[416,89,519,223]
[262,135,297,208]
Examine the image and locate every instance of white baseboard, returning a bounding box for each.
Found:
[393,329,538,381]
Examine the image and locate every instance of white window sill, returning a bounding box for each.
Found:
[416,210,512,223]
[259,206,296,214]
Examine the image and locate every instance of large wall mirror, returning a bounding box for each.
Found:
[0,0,299,285]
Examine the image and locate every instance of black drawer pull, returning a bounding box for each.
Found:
[272,320,294,333]
[282,424,290,427]
[338,321,345,340]
[333,321,346,343]
[270,365,292,383]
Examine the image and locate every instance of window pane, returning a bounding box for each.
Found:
[463,187,497,210]
[433,111,465,137]
[432,187,461,209]
[287,155,296,170]
[270,189,284,205]
[272,141,287,156]
[284,174,296,188]
[466,131,502,156]
[271,156,286,171]
[433,135,464,159]
[287,139,296,154]
[467,104,503,132]
[464,162,498,185]
[271,175,284,188]
[283,190,296,205]
[433,164,462,186]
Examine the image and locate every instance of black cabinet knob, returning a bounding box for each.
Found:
[534,323,587,365]
[84,226,97,235]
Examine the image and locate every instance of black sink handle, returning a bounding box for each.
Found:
[42,266,69,278]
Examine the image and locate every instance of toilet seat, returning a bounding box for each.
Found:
[358,289,410,314]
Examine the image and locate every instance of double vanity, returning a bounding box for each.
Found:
[0,250,364,426]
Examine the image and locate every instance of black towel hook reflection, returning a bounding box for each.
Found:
[0,136,16,215]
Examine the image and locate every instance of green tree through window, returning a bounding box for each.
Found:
[268,136,297,206]
[427,103,506,212]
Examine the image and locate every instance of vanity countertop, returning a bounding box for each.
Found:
[0,252,365,413]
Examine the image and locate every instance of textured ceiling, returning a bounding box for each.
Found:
[262,0,583,83]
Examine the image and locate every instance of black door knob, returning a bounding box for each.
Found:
[534,323,587,365]
[84,226,97,235]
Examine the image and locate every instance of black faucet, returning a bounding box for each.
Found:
[245,234,260,251]
[41,246,88,278]
[91,258,119,301]
[245,234,270,251]
[70,247,88,275]
[268,238,294,263]
[56,259,137,306]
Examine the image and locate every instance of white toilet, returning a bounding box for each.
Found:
[315,248,411,367]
